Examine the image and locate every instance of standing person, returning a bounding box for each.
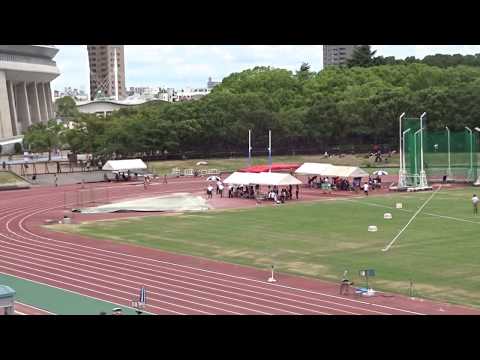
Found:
[144,176,148,190]
[472,194,479,215]
[363,182,369,196]
[207,184,213,199]
[295,184,299,200]
[54,173,58,187]
[218,182,224,198]
[288,185,293,200]
[216,180,222,194]
[163,174,168,184]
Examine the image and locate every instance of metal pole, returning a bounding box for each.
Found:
[466,127,473,180]
[268,130,272,172]
[399,113,406,173]
[420,112,426,174]
[446,126,451,178]
[402,128,411,177]
[248,129,252,166]
[414,128,423,184]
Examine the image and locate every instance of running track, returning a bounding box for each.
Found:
[1,177,479,315]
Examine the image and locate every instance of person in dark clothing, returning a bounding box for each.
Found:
[295,185,299,200]
[288,185,293,200]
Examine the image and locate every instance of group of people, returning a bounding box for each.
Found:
[266,185,300,203]
[206,182,300,202]
[228,184,256,199]
[207,180,225,199]
[308,176,354,191]
[368,176,382,189]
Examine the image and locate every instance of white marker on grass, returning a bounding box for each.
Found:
[382,185,442,252]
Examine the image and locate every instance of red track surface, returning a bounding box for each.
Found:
[1,176,479,315]
[14,302,54,315]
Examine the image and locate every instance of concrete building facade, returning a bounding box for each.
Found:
[0,45,60,140]
[323,45,362,67]
[87,45,126,100]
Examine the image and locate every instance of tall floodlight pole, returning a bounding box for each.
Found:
[268,130,272,172]
[446,126,451,178]
[114,47,119,101]
[248,129,252,166]
[419,112,428,188]
[466,126,473,181]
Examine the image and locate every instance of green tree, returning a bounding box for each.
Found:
[296,62,313,82]
[23,120,64,160]
[55,96,79,120]
[347,45,377,68]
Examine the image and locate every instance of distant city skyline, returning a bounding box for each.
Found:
[52,45,480,95]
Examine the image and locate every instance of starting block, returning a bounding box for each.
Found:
[384,213,392,219]
[368,225,378,232]
[396,203,403,209]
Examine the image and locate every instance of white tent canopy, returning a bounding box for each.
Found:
[321,165,369,178]
[223,172,302,186]
[295,163,368,178]
[102,159,147,172]
[255,172,302,186]
[222,172,253,185]
[295,162,334,175]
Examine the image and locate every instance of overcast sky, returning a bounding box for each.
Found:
[51,45,480,94]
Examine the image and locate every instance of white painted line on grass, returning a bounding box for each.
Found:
[382,186,442,252]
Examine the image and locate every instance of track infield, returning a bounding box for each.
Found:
[1,177,480,314]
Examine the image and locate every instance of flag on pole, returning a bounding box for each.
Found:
[139,286,146,305]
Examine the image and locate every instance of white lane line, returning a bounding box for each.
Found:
[9,191,422,314]
[0,231,383,315]
[0,266,184,315]
[0,258,217,315]
[0,247,279,315]
[0,271,156,315]
[382,186,442,252]
[15,301,56,315]
[0,242,317,315]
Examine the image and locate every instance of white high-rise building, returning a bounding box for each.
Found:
[0,45,60,140]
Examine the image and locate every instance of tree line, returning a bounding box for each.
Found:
[24,60,480,161]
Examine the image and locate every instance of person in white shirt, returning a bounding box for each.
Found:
[218,183,224,198]
[207,185,213,199]
[472,194,479,215]
[363,183,369,196]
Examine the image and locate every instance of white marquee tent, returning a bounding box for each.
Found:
[295,162,334,175]
[223,172,302,186]
[102,159,147,172]
[321,165,369,178]
[295,163,368,178]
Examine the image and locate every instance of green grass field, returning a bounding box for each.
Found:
[147,153,400,175]
[52,186,480,308]
[0,171,29,187]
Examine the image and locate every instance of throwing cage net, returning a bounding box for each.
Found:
[402,116,479,186]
